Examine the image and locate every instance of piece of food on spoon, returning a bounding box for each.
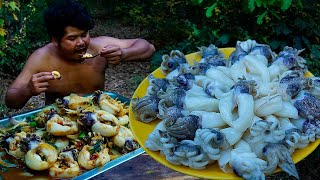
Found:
[52,71,62,80]
[82,52,93,58]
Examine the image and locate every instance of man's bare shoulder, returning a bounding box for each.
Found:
[27,43,54,63]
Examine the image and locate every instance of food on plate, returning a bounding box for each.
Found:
[52,70,62,80]
[132,39,320,179]
[0,91,139,178]
[49,147,81,178]
[25,143,58,171]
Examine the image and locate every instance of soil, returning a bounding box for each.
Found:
[0,17,319,180]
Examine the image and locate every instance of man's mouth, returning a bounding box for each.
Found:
[75,48,87,56]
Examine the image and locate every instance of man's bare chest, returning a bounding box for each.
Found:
[44,59,106,96]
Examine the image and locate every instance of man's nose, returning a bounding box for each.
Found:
[76,37,85,45]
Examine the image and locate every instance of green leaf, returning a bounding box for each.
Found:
[12,13,18,21]
[256,0,262,7]
[192,24,199,36]
[281,0,292,11]
[257,11,268,25]
[191,0,203,5]
[0,19,4,26]
[248,0,256,12]
[9,1,19,11]
[0,28,6,36]
[212,30,219,37]
[267,0,276,5]
[296,0,303,8]
[205,3,217,18]
[79,132,86,139]
[29,121,37,127]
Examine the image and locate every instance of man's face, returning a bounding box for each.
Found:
[57,26,90,60]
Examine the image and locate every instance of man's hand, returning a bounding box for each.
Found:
[100,45,122,65]
[28,72,55,95]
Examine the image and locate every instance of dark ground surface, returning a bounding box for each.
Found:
[0,17,319,180]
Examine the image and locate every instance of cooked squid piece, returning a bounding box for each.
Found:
[5,131,27,159]
[82,52,93,58]
[52,71,62,80]
[78,145,110,170]
[46,114,78,136]
[95,109,121,125]
[25,143,58,171]
[49,150,81,178]
[93,90,128,116]
[60,93,94,111]
[112,126,139,152]
[92,120,120,137]
[117,114,129,126]
[54,138,70,152]
[79,111,120,137]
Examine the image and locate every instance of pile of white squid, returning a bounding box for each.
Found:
[132,39,320,179]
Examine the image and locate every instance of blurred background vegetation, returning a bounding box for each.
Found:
[1,0,320,75]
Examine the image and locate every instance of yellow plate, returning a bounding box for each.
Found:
[129,48,320,179]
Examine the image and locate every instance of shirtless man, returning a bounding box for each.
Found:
[5,0,155,109]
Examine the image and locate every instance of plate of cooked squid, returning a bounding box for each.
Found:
[0,91,144,180]
[129,40,320,179]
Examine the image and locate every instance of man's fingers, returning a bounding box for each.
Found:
[34,72,53,78]
[102,51,121,58]
[32,73,55,82]
[37,82,50,88]
[101,50,120,57]
[34,75,54,82]
[101,45,120,54]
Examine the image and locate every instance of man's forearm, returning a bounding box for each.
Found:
[5,88,33,109]
[121,39,155,61]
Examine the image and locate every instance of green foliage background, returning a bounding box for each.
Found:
[0,0,320,75]
[113,0,320,74]
[0,0,48,74]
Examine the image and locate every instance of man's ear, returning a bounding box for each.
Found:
[52,37,59,46]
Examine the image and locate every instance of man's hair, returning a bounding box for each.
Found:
[44,0,94,41]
